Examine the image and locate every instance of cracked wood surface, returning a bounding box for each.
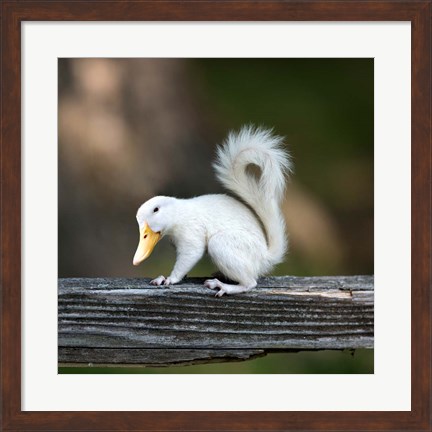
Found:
[58,276,374,366]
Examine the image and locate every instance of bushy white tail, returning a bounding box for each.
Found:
[213,126,292,264]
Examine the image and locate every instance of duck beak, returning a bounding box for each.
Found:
[133,223,161,266]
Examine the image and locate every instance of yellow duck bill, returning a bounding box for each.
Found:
[133,223,161,266]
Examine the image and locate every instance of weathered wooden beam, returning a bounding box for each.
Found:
[58,276,373,366]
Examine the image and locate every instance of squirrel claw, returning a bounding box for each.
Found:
[205,279,227,297]
[150,275,166,286]
[215,288,227,298]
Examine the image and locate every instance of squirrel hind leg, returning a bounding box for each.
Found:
[204,278,257,297]
[207,231,266,283]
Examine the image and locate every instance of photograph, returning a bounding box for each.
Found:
[58,58,374,374]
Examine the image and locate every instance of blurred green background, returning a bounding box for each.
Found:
[58,58,374,373]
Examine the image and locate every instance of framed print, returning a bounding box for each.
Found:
[1,1,431,431]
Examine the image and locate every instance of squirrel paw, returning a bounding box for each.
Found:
[151,276,178,286]
[215,288,227,297]
[204,278,221,290]
[150,275,167,286]
[204,278,227,297]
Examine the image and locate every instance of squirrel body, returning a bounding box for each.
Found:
[133,126,291,296]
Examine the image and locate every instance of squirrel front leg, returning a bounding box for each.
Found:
[151,239,205,286]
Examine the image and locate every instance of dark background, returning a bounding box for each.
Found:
[58,58,373,373]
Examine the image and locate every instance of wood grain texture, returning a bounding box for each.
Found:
[1,0,429,21]
[59,348,267,367]
[1,1,431,431]
[58,276,374,366]
[410,1,431,429]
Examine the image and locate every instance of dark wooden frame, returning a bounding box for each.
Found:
[1,1,430,430]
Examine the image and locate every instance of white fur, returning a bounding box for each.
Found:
[136,126,291,296]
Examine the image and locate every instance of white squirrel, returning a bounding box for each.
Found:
[133,126,292,297]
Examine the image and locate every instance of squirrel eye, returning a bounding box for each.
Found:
[153,207,159,213]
